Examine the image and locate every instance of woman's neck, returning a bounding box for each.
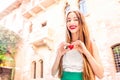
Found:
[71,32,79,42]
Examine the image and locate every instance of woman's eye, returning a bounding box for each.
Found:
[67,18,78,22]
[67,20,71,22]
[74,18,78,21]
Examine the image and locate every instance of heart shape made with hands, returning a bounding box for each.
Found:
[68,44,74,50]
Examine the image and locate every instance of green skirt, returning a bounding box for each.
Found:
[61,71,83,80]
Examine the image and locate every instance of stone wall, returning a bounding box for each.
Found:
[0,0,120,80]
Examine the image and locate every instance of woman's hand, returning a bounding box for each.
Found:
[72,40,88,54]
[57,42,69,57]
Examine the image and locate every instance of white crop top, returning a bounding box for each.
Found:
[62,49,83,72]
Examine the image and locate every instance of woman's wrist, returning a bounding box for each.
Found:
[84,50,93,60]
[57,50,63,58]
[83,49,90,57]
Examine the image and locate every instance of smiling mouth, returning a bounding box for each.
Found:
[69,25,76,30]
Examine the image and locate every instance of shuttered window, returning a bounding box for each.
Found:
[112,44,120,72]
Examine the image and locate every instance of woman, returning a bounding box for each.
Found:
[51,10,104,80]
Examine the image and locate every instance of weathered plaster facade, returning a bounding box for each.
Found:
[0,0,120,80]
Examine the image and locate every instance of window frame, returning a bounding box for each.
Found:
[111,43,120,72]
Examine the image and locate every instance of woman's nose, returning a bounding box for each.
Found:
[70,20,75,24]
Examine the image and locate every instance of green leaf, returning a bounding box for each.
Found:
[0,25,22,55]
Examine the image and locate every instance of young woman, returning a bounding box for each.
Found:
[51,10,104,80]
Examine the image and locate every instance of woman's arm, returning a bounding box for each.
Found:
[84,41,104,79]
[51,51,62,76]
[73,40,104,79]
[51,42,68,76]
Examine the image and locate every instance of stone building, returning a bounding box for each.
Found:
[0,0,120,80]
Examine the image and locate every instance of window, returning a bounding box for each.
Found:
[39,59,43,78]
[79,0,87,15]
[41,21,47,27]
[31,61,36,79]
[112,44,120,72]
[65,3,70,15]
[29,22,32,33]
[31,60,43,79]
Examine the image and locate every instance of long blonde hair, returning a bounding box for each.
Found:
[58,11,95,80]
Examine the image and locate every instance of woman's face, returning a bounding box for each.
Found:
[67,12,79,34]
